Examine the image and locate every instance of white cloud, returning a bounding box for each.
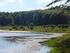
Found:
[19,0,23,3]
[0,0,23,5]
[37,0,53,5]
[0,0,15,3]
[0,2,4,5]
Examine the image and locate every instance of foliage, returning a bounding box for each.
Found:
[0,25,70,32]
[0,7,69,26]
[41,34,70,53]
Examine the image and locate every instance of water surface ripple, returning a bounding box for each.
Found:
[0,31,53,53]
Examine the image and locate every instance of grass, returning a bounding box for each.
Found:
[40,34,70,53]
[0,25,70,53]
[0,25,70,33]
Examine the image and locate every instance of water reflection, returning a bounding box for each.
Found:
[0,32,51,53]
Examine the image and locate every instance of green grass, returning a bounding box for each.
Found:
[0,25,70,33]
[32,26,70,33]
[40,34,70,53]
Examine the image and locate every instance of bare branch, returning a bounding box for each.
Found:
[46,0,70,7]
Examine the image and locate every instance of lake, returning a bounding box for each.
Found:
[0,31,61,53]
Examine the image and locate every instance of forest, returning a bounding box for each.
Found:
[0,0,70,53]
[0,6,70,26]
[0,6,70,32]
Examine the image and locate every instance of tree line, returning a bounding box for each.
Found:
[0,6,70,26]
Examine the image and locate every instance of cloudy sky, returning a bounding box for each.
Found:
[0,0,68,12]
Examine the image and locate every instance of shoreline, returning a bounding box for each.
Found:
[0,30,31,32]
[0,29,67,33]
[0,30,67,53]
[0,30,66,36]
[40,33,70,53]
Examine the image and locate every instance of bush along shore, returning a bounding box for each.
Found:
[40,34,70,53]
[0,25,70,33]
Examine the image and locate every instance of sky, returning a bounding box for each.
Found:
[0,0,69,12]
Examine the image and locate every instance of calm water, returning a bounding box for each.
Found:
[0,31,52,53]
